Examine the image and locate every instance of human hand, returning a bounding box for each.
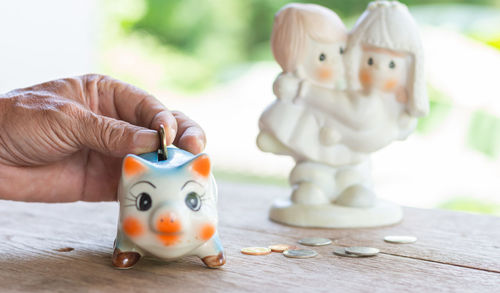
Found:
[0,74,206,202]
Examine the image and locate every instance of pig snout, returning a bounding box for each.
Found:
[151,208,185,246]
[155,211,182,234]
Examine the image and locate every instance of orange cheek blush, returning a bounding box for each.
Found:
[384,79,398,91]
[317,67,333,81]
[123,217,144,237]
[359,69,372,86]
[199,223,215,241]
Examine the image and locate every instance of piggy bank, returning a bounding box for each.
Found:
[112,147,225,269]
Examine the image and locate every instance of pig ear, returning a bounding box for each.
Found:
[186,153,211,178]
[122,154,150,179]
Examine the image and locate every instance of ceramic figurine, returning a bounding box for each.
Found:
[257,1,428,228]
[258,3,347,158]
[112,146,225,269]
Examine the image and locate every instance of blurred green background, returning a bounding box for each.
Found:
[104,0,500,91]
[99,0,500,216]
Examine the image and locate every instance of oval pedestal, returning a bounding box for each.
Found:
[269,198,403,228]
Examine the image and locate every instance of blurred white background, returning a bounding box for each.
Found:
[0,0,97,92]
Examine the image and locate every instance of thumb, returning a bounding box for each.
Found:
[78,112,159,157]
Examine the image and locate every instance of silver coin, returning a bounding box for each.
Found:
[384,235,417,244]
[333,248,360,258]
[298,237,332,246]
[344,246,379,256]
[283,249,318,259]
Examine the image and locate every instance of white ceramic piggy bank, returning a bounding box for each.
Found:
[112,147,225,269]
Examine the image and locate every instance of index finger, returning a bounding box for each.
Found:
[83,74,178,145]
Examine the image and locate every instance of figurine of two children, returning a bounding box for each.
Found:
[258,1,429,209]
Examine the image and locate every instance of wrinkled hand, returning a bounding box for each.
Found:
[0,74,206,202]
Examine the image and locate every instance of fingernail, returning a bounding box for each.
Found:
[133,130,157,154]
[168,126,176,143]
[197,137,205,151]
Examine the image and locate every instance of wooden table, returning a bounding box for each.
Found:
[0,182,499,292]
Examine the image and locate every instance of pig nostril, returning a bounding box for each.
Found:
[156,213,181,234]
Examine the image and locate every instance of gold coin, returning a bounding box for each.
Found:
[241,247,271,255]
[269,244,297,253]
[158,124,168,161]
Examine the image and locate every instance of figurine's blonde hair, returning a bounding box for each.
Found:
[271,3,346,73]
[345,1,429,117]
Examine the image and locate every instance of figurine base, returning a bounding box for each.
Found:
[269,198,403,228]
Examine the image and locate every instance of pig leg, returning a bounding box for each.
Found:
[194,232,226,268]
[112,231,144,269]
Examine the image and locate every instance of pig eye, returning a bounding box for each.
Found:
[368,57,374,66]
[389,60,396,69]
[319,53,326,62]
[136,192,152,211]
[339,47,344,54]
[185,192,201,211]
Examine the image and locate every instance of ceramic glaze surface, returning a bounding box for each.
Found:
[257,1,428,228]
[112,147,225,269]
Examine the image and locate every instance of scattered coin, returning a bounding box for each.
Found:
[283,249,318,259]
[298,237,332,246]
[344,246,379,256]
[333,248,361,258]
[384,235,417,244]
[269,244,297,253]
[241,247,271,255]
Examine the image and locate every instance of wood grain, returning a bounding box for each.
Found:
[0,182,498,292]
[219,183,500,273]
